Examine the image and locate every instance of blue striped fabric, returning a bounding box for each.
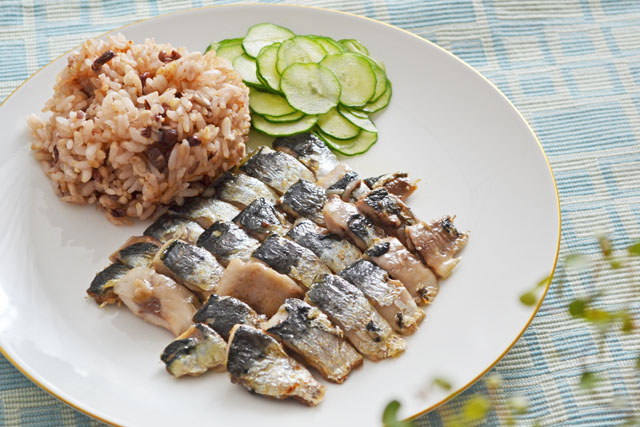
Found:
[1,1,640,425]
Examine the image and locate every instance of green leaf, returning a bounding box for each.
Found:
[628,240,640,256]
[382,400,413,427]
[598,235,613,258]
[564,253,591,270]
[433,377,452,391]
[569,298,588,317]
[507,394,530,415]
[485,374,502,390]
[579,371,600,390]
[584,308,612,325]
[536,275,551,288]
[520,291,538,306]
[462,396,491,423]
[616,310,635,333]
[609,258,624,269]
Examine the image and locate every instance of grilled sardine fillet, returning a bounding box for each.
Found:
[287,219,362,274]
[143,213,204,244]
[161,323,226,378]
[169,197,240,229]
[363,173,417,201]
[252,234,331,289]
[109,236,161,268]
[197,221,260,267]
[323,195,383,250]
[240,146,314,195]
[192,294,265,340]
[113,267,197,336]
[319,164,370,202]
[226,324,326,406]
[406,216,469,278]
[232,198,289,241]
[305,274,406,361]
[356,188,417,246]
[217,259,304,317]
[264,298,363,383]
[365,238,439,305]
[87,263,132,305]
[339,260,424,335]
[279,179,327,226]
[272,133,339,178]
[317,163,350,189]
[211,170,278,208]
[152,239,224,295]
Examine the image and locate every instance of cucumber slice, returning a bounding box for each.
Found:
[317,129,378,156]
[317,108,361,140]
[337,105,377,133]
[249,88,296,117]
[204,41,219,54]
[262,110,305,123]
[357,81,392,113]
[280,63,340,115]
[232,54,264,88]
[252,114,317,136]
[243,23,294,58]
[339,39,369,56]
[276,36,327,74]
[363,57,387,102]
[256,43,281,92]
[347,107,368,119]
[320,53,376,107]
[216,38,245,63]
[310,36,346,55]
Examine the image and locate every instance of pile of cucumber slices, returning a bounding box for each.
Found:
[205,23,392,156]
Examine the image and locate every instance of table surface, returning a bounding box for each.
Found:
[1,0,639,425]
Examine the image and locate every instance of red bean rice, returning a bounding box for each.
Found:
[27,34,250,224]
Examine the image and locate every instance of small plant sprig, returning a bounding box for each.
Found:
[561,236,638,342]
[383,236,640,426]
[521,235,640,416]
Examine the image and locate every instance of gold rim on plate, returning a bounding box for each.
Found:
[0,4,561,425]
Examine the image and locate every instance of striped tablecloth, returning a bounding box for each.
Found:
[2,1,639,425]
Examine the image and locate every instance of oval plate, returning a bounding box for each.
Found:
[0,4,559,426]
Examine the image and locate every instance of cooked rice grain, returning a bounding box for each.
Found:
[28,34,250,224]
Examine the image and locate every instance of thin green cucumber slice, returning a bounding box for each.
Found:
[249,88,296,116]
[216,38,245,63]
[347,107,368,119]
[252,114,318,136]
[242,23,294,58]
[339,39,369,56]
[320,53,376,107]
[262,110,305,123]
[363,56,387,102]
[232,54,264,88]
[280,63,340,115]
[309,36,346,55]
[337,105,377,133]
[204,41,219,54]
[357,81,392,113]
[276,36,327,74]
[317,108,361,140]
[256,43,281,92]
[317,129,378,156]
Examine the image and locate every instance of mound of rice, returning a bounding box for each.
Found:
[28,33,250,224]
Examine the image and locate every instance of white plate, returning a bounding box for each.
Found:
[0,4,560,426]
